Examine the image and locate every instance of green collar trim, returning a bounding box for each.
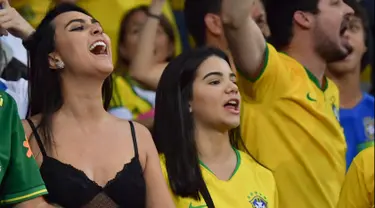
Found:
[279,52,328,91]
[199,147,241,181]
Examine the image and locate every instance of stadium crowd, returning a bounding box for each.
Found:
[0,0,373,207]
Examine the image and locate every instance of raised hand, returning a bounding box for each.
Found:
[221,0,255,27]
[0,0,35,40]
[149,0,166,15]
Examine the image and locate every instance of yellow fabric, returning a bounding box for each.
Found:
[11,0,51,28]
[238,44,346,208]
[110,75,152,120]
[160,151,278,208]
[12,0,182,63]
[168,0,184,11]
[337,146,374,208]
[361,64,372,83]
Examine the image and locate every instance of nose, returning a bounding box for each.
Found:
[225,81,239,94]
[90,24,103,35]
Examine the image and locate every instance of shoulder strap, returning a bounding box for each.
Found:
[26,118,47,157]
[200,181,215,208]
[128,121,139,158]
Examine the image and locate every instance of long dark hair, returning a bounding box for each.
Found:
[25,3,113,150]
[153,47,246,200]
[115,5,175,72]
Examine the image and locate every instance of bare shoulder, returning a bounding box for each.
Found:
[21,115,43,163]
[113,118,155,151]
[21,115,41,139]
[131,121,153,141]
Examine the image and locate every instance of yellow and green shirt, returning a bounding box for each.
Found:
[337,146,374,208]
[238,43,346,208]
[160,150,278,208]
[110,74,154,120]
[0,91,48,205]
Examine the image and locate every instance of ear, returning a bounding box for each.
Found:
[293,11,314,29]
[204,13,223,36]
[48,52,63,70]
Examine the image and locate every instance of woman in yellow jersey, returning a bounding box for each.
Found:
[337,146,374,208]
[109,5,175,129]
[153,47,278,208]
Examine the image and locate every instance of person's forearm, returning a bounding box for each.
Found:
[128,1,164,86]
[20,25,35,40]
[221,0,266,77]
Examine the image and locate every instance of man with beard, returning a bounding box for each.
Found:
[221,0,353,207]
[327,0,374,170]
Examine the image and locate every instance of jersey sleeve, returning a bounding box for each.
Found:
[237,43,292,102]
[0,93,47,205]
[336,148,374,208]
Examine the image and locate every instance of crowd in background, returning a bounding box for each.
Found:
[0,0,374,207]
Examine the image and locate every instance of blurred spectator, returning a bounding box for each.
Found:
[109,5,175,129]
[327,0,374,170]
[11,0,182,63]
[0,36,28,119]
[336,146,374,208]
[252,0,270,38]
[358,0,374,94]
[127,0,271,92]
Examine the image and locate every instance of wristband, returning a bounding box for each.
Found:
[147,10,161,20]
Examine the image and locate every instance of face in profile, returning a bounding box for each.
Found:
[119,9,174,64]
[251,0,270,38]
[51,11,113,77]
[312,0,354,62]
[328,15,367,74]
[190,56,240,131]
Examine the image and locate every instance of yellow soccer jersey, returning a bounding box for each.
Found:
[160,150,278,208]
[238,44,346,208]
[337,146,374,208]
[110,74,153,119]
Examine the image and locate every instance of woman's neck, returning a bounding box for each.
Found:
[58,76,108,122]
[195,126,233,164]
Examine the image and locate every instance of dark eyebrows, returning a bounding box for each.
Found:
[203,72,222,80]
[64,18,99,29]
[202,71,236,80]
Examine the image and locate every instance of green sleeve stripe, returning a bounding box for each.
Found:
[357,140,374,152]
[0,186,48,205]
[237,43,269,82]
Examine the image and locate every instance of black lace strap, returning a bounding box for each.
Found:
[26,118,47,157]
[128,121,139,158]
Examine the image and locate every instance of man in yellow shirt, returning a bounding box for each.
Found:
[221,0,353,207]
[337,146,374,208]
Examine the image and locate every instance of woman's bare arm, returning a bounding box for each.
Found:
[133,122,175,208]
[127,0,168,91]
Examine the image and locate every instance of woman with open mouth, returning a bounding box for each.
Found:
[153,47,278,208]
[0,1,175,207]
